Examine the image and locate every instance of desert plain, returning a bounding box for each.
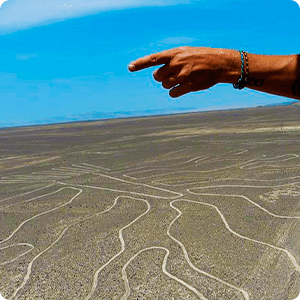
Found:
[0,105,300,299]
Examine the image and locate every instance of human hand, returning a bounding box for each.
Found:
[128,46,239,98]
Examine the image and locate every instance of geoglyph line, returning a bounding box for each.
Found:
[58,182,182,200]
[0,182,56,203]
[240,154,299,169]
[123,157,208,180]
[92,173,183,198]
[188,184,300,219]
[168,200,250,300]
[0,243,34,266]
[80,163,111,171]
[233,150,249,156]
[84,196,151,300]
[51,168,89,174]
[7,193,137,299]
[152,176,300,187]
[172,199,300,274]
[120,247,208,300]
[0,188,82,245]
[8,226,72,300]
[1,187,70,209]
[71,164,106,172]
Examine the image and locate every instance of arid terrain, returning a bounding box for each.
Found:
[1,105,300,300]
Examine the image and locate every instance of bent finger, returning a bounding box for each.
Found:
[128,50,175,72]
[153,64,177,82]
[162,76,181,89]
[169,83,192,98]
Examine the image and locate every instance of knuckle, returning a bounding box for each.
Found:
[150,55,158,63]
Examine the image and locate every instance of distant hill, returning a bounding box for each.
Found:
[1,100,298,129]
[256,100,298,107]
[0,107,198,128]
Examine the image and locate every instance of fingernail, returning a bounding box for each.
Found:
[128,64,136,71]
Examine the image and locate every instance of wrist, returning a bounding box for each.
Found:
[218,49,242,84]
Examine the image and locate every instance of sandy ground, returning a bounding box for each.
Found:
[1,105,300,299]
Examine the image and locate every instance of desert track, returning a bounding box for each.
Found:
[1,105,300,299]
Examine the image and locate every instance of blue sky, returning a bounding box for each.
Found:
[0,0,299,127]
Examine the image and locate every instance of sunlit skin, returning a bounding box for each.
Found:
[128,46,300,100]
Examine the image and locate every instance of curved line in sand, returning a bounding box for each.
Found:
[0,183,56,203]
[0,187,82,245]
[0,243,34,266]
[84,196,150,300]
[168,199,250,300]
[172,199,300,274]
[120,246,208,300]
[8,189,82,300]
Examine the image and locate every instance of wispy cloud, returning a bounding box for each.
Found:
[16,54,39,60]
[157,36,198,45]
[0,0,194,33]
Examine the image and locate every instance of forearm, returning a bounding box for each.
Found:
[221,50,300,100]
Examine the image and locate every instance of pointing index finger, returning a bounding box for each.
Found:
[128,50,173,72]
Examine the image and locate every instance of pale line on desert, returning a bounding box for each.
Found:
[0,188,82,245]
[122,174,141,180]
[159,147,192,158]
[241,154,299,169]
[172,199,300,274]
[194,157,239,164]
[0,180,53,184]
[120,160,256,180]
[0,182,55,203]
[233,150,249,156]
[188,183,300,219]
[32,172,71,177]
[168,200,250,300]
[120,247,207,300]
[8,225,71,300]
[152,176,300,187]
[31,174,73,178]
[52,167,90,174]
[58,181,182,200]
[8,194,125,299]
[0,243,34,266]
[80,163,111,171]
[31,175,72,180]
[264,164,300,170]
[92,173,183,198]
[1,187,70,209]
[142,154,296,179]
[114,165,147,173]
[52,170,87,176]
[245,165,268,170]
[0,180,33,184]
[65,165,97,172]
[72,164,103,172]
[72,164,107,172]
[123,154,257,181]
[189,182,300,190]
[0,155,25,161]
[157,156,207,168]
[34,171,78,175]
[120,166,236,180]
[125,156,244,180]
[123,157,208,179]
[84,196,150,300]
[123,168,169,179]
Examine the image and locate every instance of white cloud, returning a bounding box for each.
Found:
[0,0,8,9]
[0,0,193,33]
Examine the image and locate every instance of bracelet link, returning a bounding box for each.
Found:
[233,50,249,90]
